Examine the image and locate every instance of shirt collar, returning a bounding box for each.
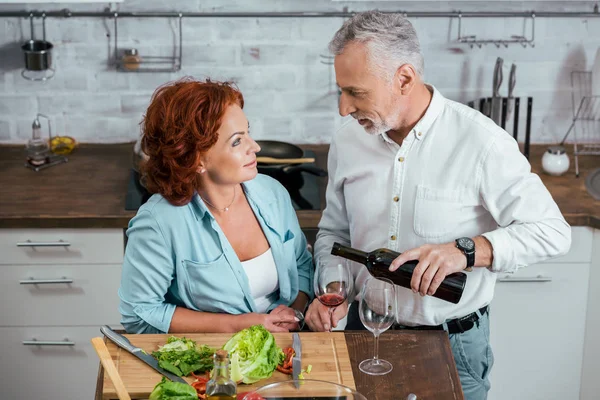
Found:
[378,84,445,143]
[412,84,445,141]
[190,178,276,221]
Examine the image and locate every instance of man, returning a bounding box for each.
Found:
[304,11,571,399]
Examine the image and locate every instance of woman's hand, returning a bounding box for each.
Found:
[253,310,299,333]
[270,305,301,332]
[305,300,348,332]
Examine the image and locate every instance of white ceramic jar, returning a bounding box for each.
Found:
[541,146,570,176]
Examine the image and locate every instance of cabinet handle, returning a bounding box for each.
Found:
[22,339,75,346]
[17,240,71,247]
[497,275,552,283]
[20,277,73,285]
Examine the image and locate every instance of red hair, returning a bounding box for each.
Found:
[140,77,244,206]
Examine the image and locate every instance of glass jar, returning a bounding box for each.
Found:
[122,48,141,71]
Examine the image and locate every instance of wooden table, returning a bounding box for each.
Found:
[94,331,463,400]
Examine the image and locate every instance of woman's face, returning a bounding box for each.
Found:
[201,104,261,184]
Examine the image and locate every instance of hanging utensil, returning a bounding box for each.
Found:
[491,57,504,124]
[506,64,517,120]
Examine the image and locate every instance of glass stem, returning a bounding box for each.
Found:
[328,307,335,332]
[373,333,380,361]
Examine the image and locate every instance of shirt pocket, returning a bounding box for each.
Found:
[181,253,242,312]
[413,185,464,239]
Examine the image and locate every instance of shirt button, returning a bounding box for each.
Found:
[393,196,399,202]
[390,235,397,240]
[398,157,405,162]
[418,132,423,137]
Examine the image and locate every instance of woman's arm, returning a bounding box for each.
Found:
[169,307,298,333]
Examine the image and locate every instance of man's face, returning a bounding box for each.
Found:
[334,42,403,135]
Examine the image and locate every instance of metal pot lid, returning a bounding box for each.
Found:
[547,145,567,155]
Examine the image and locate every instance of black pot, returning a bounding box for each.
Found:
[256,140,328,177]
[256,140,327,209]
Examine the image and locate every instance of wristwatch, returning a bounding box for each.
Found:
[293,308,305,331]
[455,237,475,271]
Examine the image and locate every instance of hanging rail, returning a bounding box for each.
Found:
[1,9,600,18]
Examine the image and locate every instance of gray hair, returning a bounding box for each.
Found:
[329,11,424,80]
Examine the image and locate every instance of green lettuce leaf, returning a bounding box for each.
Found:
[148,377,197,400]
[222,325,284,384]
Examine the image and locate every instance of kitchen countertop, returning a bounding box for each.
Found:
[0,143,598,229]
[94,330,464,400]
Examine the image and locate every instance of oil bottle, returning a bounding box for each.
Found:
[205,350,236,400]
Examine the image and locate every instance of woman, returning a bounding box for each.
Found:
[119,78,314,334]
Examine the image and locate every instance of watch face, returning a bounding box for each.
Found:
[458,237,475,251]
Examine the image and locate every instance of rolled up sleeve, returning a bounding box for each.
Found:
[119,210,177,333]
[479,133,572,273]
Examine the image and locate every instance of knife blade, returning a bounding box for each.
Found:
[507,63,517,117]
[100,325,187,384]
[491,57,504,124]
[292,333,302,389]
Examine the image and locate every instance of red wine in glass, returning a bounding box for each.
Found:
[318,293,346,307]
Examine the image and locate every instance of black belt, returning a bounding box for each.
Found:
[391,305,488,335]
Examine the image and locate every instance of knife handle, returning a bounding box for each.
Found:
[101,325,138,353]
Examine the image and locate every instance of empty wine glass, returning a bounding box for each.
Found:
[358,276,396,375]
[314,257,352,331]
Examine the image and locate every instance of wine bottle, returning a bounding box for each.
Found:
[331,242,466,304]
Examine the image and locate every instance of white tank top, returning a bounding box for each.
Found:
[240,248,279,313]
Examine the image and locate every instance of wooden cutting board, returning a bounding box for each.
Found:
[101,332,355,400]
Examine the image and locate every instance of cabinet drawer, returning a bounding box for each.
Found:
[0,326,118,400]
[0,264,122,326]
[0,228,124,265]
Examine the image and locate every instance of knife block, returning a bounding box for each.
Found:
[468,96,532,160]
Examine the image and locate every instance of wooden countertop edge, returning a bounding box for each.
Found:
[0,211,597,230]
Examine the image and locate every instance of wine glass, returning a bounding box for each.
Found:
[314,257,352,331]
[358,276,396,375]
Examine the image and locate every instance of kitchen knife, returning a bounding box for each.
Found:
[491,57,504,124]
[100,325,188,384]
[507,63,517,118]
[292,333,302,389]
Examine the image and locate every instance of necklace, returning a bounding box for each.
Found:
[200,186,236,212]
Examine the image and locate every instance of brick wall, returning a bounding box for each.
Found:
[1,1,599,144]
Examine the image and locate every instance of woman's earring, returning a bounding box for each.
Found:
[200,168,206,174]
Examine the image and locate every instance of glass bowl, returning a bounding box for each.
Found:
[242,379,367,400]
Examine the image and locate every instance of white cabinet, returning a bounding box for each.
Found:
[0,326,107,400]
[0,228,124,400]
[580,229,600,400]
[488,226,594,400]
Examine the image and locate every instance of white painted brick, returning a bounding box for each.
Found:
[0,96,37,116]
[121,94,152,114]
[299,65,336,90]
[182,44,238,67]
[259,116,298,142]
[182,18,215,44]
[118,18,184,45]
[64,116,141,143]
[0,120,11,140]
[90,70,131,91]
[58,44,111,69]
[123,0,200,12]
[232,67,298,91]
[216,18,297,41]
[295,18,343,43]
[241,44,319,66]
[12,68,88,93]
[38,94,121,115]
[129,72,178,91]
[297,115,338,144]
[276,91,339,114]
[46,19,91,44]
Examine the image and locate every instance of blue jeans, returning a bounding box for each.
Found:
[346,302,494,400]
[448,311,494,400]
